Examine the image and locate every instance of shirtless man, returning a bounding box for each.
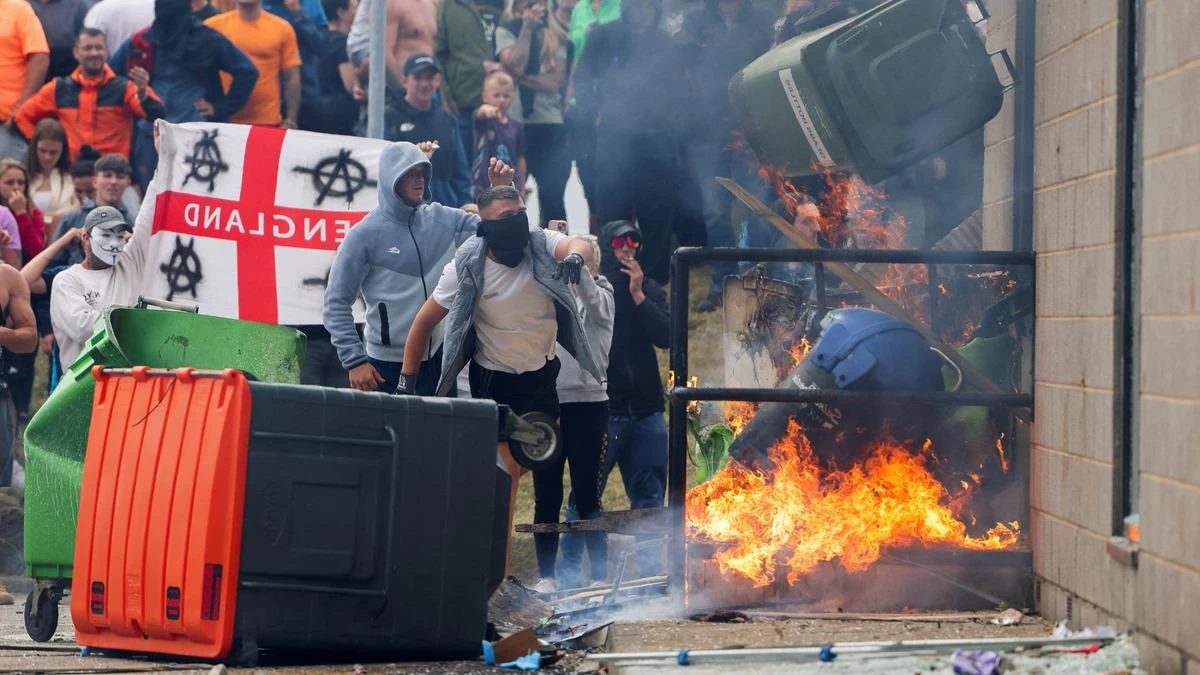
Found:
[347,0,436,87]
[0,256,34,605]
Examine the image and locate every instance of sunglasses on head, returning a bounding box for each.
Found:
[610,235,640,250]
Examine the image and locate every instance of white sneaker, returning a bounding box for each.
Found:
[531,578,557,594]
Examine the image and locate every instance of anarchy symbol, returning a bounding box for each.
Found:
[183,129,229,193]
[160,236,203,301]
[293,149,378,206]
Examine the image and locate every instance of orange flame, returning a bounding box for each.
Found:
[723,401,758,437]
[789,337,814,367]
[686,419,1020,587]
[996,432,1009,474]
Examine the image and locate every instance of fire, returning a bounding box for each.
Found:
[788,337,813,367]
[996,432,1009,473]
[723,401,758,437]
[686,419,1020,587]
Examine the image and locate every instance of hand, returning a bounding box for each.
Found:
[461,203,479,214]
[547,219,568,234]
[483,60,503,75]
[475,104,500,120]
[280,119,298,129]
[352,84,366,102]
[6,190,25,215]
[41,333,54,355]
[554,252,585,285]
[621,257,645,304]
[394,372,416,395]
[348,362,384,391]
[522,3,546,25]
[488,157,515,186]
[195,98,215,118]
[129,66,150,96]
[61,227,84,245]
[283,0,300,11]
[416,140,440,159]
[0,229,11,248]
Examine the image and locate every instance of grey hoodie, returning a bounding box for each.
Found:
[324,142,479,369]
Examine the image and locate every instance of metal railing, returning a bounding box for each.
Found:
[666,246,1036,592]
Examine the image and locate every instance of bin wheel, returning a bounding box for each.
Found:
[24,588,59,643]
[507,412,562,470]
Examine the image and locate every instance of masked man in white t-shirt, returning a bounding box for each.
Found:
[49,204,148,368]
[398,184,605,411]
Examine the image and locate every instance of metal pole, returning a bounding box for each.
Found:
[667,252,690,597]
[366,0,387,139]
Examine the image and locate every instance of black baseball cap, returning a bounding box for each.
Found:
[84,205,133,234]
[403,53,440,76]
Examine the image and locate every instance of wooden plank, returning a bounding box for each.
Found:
[514,508,668,535]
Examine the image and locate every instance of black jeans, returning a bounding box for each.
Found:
[469,357,561,418]
[371,348,448,396]
[299,331,350,388]
[532,400,608,579]
[524,123,571,226]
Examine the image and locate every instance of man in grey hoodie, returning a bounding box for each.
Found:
[323,141,512,393]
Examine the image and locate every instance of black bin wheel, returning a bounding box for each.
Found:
[508,412,562,470]
[24,588,60,643]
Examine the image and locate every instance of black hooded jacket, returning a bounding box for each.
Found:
[601,221,671,416]
[572,2,687,136]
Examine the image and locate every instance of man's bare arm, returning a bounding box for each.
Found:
[282,66,301,127]
[0,266,37,353]
[400,296,449,376]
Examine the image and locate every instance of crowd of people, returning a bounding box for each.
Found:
[0,0,983,596]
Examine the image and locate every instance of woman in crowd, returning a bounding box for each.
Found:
[25,120,78,238]
[0,160,47,263]
[496,0,573,226]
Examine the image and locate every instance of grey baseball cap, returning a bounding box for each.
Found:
[84,206,132,234]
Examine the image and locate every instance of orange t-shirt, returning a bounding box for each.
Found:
[0,0,50,121]
[204,10,301,126]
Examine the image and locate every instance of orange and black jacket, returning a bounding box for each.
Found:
[15,64,165,161]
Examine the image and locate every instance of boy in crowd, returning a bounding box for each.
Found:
[470,71,525,199]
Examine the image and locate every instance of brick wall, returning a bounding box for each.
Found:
[981,0,1200,671]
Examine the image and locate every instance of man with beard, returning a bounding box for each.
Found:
[14,28,165,160]
[49,204,149,370]
[397,185,602,409]
[572,0,693,283]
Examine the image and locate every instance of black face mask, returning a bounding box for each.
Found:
[478,211,530,267]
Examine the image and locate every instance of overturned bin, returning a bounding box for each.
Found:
[23,300,306,640]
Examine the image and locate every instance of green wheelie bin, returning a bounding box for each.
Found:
[730,0,1011,183]
[22,298,305,641]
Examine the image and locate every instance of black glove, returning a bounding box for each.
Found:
[394,372,416,395]
[554,252,585,285]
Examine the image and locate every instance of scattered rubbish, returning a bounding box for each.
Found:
[991,608,1024,626]
[485,628,539,666]
[689,610,750,623]
[490,579,554,631]
[80,647,90,657]
[208,665,228,675]
[351,665,367,674]
[544,620,614,646]
[499,650,541,671]
[1051,621,1118,640]
[818,644,836,662]
[951,649,1000,675]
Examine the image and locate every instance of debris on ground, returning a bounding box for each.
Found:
[689,610,751,623]
[990,608,1024,626]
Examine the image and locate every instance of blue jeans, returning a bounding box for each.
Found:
[560,413,668,582]
[369,348,447,396]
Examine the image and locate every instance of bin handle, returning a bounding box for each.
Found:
[990,49,1017,93]
[137,296,199,313]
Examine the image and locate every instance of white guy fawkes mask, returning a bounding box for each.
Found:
[90,226,128,266]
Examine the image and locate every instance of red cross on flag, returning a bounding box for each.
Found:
[139,122,388,325]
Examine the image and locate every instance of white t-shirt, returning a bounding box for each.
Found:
[432,229,566,375]
[50,225,150,368]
